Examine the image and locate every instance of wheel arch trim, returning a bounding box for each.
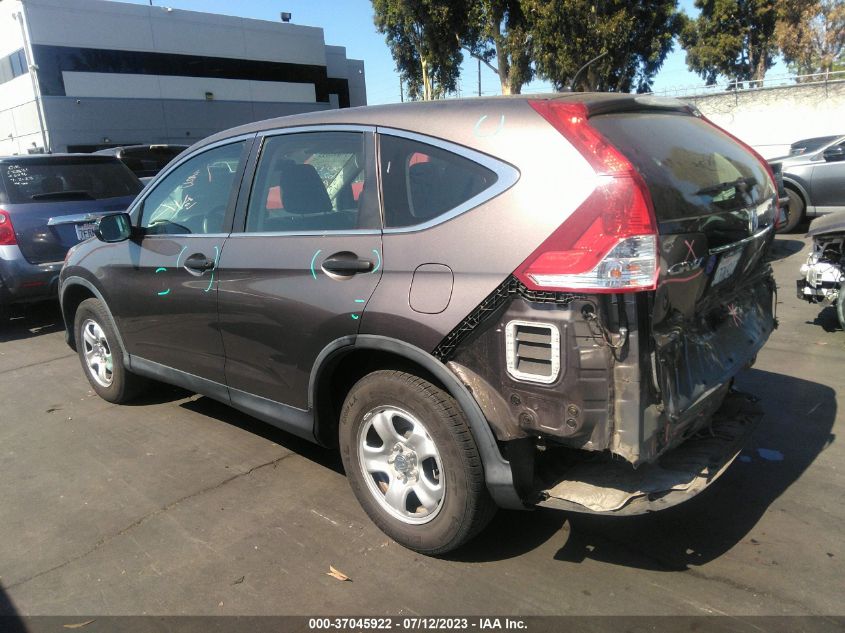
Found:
[60,276,129,365]
[309,334,523,510]
[782,176,813,213]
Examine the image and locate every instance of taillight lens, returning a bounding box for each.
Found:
[517,101,658,293]
[0,210,16,246]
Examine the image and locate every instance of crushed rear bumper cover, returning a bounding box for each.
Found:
[538,389,762,515]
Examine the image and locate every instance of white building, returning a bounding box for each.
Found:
[0,0,367,154]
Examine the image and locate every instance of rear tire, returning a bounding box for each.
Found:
[837,283,845,331]
[74,298,147,403]
[780,188,805,233]
[339,370,496,555]
[0,303,9,327]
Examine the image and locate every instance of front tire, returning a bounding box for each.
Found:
[74,298,147,403]
[780,187,805,233]
[339,370,496,555]
[837,283,845,331]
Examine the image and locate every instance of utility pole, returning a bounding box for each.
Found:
[399,75,404,103]
[477,58,481,97]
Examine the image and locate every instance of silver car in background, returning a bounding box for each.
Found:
[770,135,845,232]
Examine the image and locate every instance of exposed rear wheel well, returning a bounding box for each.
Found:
[313,348,446,447]
[61,284,96,349]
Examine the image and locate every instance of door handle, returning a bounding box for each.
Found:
[322,256,374,275]
[183,252,215,274]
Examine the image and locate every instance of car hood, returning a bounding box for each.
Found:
[807,211,845,237]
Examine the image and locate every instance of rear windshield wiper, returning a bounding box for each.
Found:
[696,177,756,198]
[30,190,96,201]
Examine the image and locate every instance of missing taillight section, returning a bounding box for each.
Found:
[518,101,658,293]
[0,210,16,246]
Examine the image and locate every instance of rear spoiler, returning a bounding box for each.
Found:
[550,94,693,117]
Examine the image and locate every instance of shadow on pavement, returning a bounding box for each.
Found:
[766,237,806,261]
[179,396,345,475]
[807,305,843,333]
[0,584,26,632]
[0,302,64,343]
[455,368,835,568]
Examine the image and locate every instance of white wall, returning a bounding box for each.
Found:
[688,81,845,158]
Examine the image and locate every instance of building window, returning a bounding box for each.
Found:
[0,49,28,85]
[10,50,27,78]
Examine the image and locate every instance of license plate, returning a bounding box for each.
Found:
[712,249,743,286]
[75,222,96,241]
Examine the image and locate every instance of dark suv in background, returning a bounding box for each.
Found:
[0,154,142,323]
[60,95,778,554]
[95,144,188,183]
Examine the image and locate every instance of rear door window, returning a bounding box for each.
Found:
[244,131,377,232]
[0,158,141,204]
[590,112,775,222]
[379,135,498,229]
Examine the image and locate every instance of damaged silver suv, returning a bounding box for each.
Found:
[59,94,778,554]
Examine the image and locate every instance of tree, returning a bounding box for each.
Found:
[372,0,469,100]
[680,0,779,85]
[461,1,534,95]
[776,0,845,75]
[522,0,682,93]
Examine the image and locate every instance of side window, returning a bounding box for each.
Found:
[380,135,498,229]
[140,141,245,235]
[245,131,377,233]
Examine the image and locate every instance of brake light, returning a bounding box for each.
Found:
[698,116,779,229]
[0,210,16,246]
[516,101,658,293]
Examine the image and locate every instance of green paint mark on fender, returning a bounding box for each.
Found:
[155,267,167,273]
[351,314,360,320]
[310,249,323,280]
[474,114,505,138]
[158,289,171,296]
[371,249,381,274]
[204,246,220,293]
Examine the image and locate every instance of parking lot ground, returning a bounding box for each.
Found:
[0,234,843,616]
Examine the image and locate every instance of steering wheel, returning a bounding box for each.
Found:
[174,205,226,234]
[201,205,227,233]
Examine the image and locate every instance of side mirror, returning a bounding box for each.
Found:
[822,145,845,162]
[95,212,132,243]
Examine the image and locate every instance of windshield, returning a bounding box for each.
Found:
[0,158,142,204]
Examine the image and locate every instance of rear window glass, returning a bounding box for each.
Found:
[0,158,142,204]
[590,112,774,222]
[380,135,497,228]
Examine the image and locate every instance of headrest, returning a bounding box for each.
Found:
[41,175,63,194]
[278,162,332,214]
[408,162,443,220]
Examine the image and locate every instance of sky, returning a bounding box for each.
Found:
[119,0,788,104]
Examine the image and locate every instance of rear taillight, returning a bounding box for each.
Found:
[698,116,779,229]
[0,210,16,246]
[516,101,658,293]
